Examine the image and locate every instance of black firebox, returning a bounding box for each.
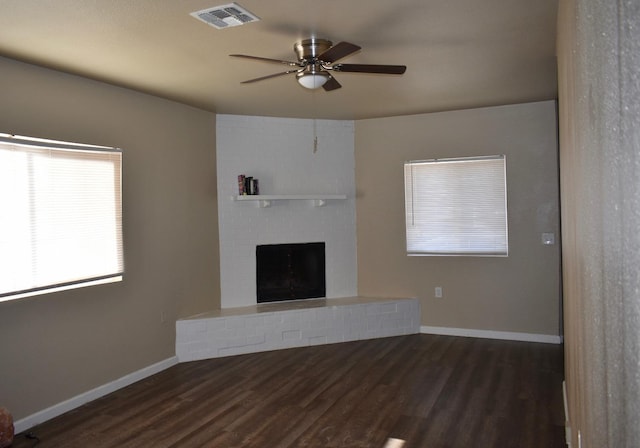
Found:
[256,242,326,303]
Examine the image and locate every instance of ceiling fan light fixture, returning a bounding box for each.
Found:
[296,72,330,89]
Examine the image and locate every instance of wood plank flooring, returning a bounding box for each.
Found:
[12,334,565,447]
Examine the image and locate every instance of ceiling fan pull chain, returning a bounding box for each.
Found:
[312,110,318,154]
[312,91,319,153]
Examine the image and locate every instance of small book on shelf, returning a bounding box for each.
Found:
[238,174,246,195]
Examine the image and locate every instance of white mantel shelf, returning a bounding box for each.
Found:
[235,194,347,208]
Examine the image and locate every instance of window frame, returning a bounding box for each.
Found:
[0,133,123,302]
[404,154,509,257]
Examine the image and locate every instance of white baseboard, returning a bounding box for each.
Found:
[420,325,563,344]
[564,380,572,447]
[14,356,179,434]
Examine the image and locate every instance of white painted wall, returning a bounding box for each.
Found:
[216,115,357,308]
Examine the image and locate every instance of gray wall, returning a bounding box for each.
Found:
[355,101,561,337]
[0,56,220,420]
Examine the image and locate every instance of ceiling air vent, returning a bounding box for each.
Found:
[190,3,260,29]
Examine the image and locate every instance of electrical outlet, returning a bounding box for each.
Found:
[542,232,555,245]
[160,310,166,323]
[435,286,443,298]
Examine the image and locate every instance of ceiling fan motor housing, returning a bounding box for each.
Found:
[294,38,332,62]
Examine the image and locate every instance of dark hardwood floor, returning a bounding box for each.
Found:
[13,334,565,447]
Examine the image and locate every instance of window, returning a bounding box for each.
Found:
[404,155,508,256]
[0,133,123,302]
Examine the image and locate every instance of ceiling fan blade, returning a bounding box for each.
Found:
[240,69,300,84]
[317,42,361,63]
[333,63,407,74]
[230,54,301,67]
[333,64,407,75]
[322,76,342,91]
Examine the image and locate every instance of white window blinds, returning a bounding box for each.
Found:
[0,134,123,301]
[404,155,508,256]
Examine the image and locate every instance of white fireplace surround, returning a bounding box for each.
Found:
[173,116,415,363]
[216,115,357,309]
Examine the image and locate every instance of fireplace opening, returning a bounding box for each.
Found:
[256,242,326,303]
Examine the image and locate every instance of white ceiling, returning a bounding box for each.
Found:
[0,0,558,120]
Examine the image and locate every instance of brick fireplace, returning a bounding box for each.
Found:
[175,115,419,362]
[216,115,357,309]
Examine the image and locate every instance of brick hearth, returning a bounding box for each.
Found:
[176,296,420,362]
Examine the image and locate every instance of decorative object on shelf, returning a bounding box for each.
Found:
[237,174,260,195]
[0,407,13,448]
[249,178,259,195]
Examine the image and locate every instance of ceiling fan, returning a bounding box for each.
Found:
[230,38,407,91]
